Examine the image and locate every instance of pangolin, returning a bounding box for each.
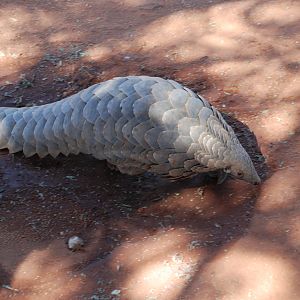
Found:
[0,76,260,184]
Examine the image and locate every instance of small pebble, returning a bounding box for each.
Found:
[111,289,121,296]
[67,236,84,251]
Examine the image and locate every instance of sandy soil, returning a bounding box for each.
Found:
[0,0,299,299]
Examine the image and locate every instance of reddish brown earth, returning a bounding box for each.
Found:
[0,0,299,299]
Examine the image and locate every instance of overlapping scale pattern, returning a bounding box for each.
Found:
[0,76,252,179]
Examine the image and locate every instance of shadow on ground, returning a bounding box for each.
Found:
[0,0,299,299]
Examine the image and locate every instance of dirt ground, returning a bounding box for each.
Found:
[0,0,299,299]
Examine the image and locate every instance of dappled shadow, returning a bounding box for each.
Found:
[0,264,11,286]
[0,0,299,299]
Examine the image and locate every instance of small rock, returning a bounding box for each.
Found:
[196,187,204,196]
[188,240,201,250]
[67,236,84,251]
[111,289,121,296]
[4,91,13,98]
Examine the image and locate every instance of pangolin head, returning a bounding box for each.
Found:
[225,145,261,185]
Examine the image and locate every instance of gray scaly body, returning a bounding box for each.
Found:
[0,76,260,184]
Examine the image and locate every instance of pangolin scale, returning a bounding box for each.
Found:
[0,76,260,184]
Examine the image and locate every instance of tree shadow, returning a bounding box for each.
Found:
[0,0,299,298]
